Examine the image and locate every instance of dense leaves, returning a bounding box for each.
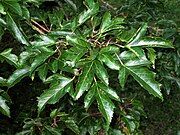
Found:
[0,0,177,134]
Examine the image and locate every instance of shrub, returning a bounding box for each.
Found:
[0,0,174,134]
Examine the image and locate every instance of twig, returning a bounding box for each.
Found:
[31,19,50,33]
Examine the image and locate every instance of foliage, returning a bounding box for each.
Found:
[0,0,177,134]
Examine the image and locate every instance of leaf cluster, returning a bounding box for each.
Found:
[0,0,174,134]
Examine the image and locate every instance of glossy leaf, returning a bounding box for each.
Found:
[100,12,124,34]
[6,13,29,45]
[62,46,87,67]
[99,12,111,34]
[126,67,163,100]
[128,23,148,44]
[78,0,99,25]
[147,48,156,66]
[30,48,55,74]
[100,46,119,54]
[0,77,7,86]
[118,28,136,43]
[3,1,22,16]
[119,48,151,67]
[38,64,48,82]
[66,35,90,49]
[38,76,73,113]
[74,62,94,100]
[65,119,80,134]
[49,31,75,37]
[18,51,33,67]
[96,84,115,124]
[0,3,6,15]
[50,59,59,73]
[31,35,55,47]
[84,84,96,109]
[21,6,30,19]
[128,37,174,48]
[122,116,136,133]
[0,48,18,67]
[94,60,109,85]
[98,53,120,70]
[118,66,128,88]
[0,18,6,26]
[7,67,29,87]
[98,82,120,101]
[0,96,10,117]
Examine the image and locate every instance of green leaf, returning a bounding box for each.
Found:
[0,90,11,103]
[50,109,59,119]
[78,0,99,25]
[98,53,120,70]
[128,37,174,48]
[62,46,87,67]
[0,3,6,15]
[66,35,90,49]
[43,126,62,135]
[109,129,124,135]
[30,48,55,74]
[38,76,73,113]
[128,23,148,44]
[94,60,109,85]
[0,18,6,26]
[100,12,124,34]
[118,28,136,43]
[100,12,111,34]
[7,67,29,87]
[0,96,10,117]
[147,48,156,66]
[0,26,4,39]
[84,84,96,109]
[118,66,128,88]
[0,77,7,86]
[6,13,29,45]
[0,48,18,67]
[119,48,151,67]
[122,116,136,133]
[65,118,80,134]
[96,83,115,124]
[3,1,22,16]
[31,35,55,47]
[38,63,48,82]
[98,82,120,101]
[52,60,59,74]
[126,67,163,100]
[74,62,94,100]
[21,6,30,19]
[18,51,32,67]
[100,46,119,54]
[49,31,75,37]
